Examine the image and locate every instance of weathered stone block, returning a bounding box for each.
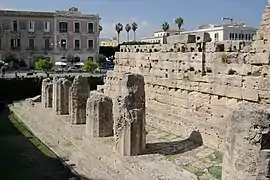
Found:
[222,102,270,180]
[55,78,72,115]
[86,91,113,137]
[44,83,53,108]
[70,75,90,124]
[114,73,146,156]
[41,78,51,106]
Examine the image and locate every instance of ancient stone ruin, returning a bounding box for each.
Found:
[86,91,113,137]
[12,4,270,180]
[41,78,53,108]
[114,73,146,156]
[70,76,90,124]
[55,78,72,115]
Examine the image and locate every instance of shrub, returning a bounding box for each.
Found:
[221,53,228,64]
[35,58,53,71]
[83,61,98,72]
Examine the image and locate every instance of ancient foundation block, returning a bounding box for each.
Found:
[69,75,90,124]
[114,73,146,156]
[41,78,51,107]
[86,91,113,137]
[44,83,53,108]
[222,102,270,180]
[55,78,72,115]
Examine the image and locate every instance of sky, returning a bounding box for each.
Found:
[0,0,268,41]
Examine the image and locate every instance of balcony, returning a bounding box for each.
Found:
[59,29,68,33]
[10,47,21,51]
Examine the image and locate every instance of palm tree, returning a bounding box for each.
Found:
[162,22,170,36]
[175,17,184,33]
[131,22,138,41]
[125,24,131,42]
[115,23,123,44]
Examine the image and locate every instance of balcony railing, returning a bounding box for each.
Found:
[59,29,68,33]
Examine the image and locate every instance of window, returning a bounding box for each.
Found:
[19,21,26,30]
[28,39,35,49]
[88,56,94,61]
[74,22,80,33]
[88,39,94,49]
[231,33,234,40]
[11,39,20,48]
[13,21,18,31]
[60,39,67,49]
[248,34,251,40]
[28,21,35,32]
[74,39,80,49]
[44,22,50,32]
[0,38,1,49]
[214,33,219,41]
[88,23,94,33]
[235,33,238,40]
[45,39,50,49]
[59,22,68,33]
[245,34,248,40]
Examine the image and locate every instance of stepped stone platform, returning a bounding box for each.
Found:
[10,100,222,180]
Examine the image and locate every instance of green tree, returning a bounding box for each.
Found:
[83,61,98,72]
[131,22,138,41]
[162,22,170,36]
[175,17,184,32]
[2,54,16,63]
[125,24,131,42]
[115,23,123,44]
[95,54,106,67]
[35,58,53,71]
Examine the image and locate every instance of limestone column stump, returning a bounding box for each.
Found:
[55,78,72,115]
[69,75,90,124]
[222,102,270,180]
[41,78,51,107]
[44,83,53,108]
[114,73,146,156]
[86,91,113,137]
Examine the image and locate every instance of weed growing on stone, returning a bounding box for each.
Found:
[208,165,222,179]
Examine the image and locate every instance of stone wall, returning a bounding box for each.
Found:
[102,5,270,151]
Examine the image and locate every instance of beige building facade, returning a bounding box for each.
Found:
[0,7,100,66]
[100,38,118,47]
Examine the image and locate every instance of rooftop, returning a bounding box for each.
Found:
[153,29,187,33]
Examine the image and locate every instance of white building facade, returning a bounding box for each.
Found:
[141,29,185,44]
[141,23,257,44]
[181,23,257,42]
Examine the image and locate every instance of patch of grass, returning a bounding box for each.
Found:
[184,165,205,178]
[207,151,223,164]
[208,166,222,179]
[221,53,228,64]
[183,75,189,81]
[166,154,181,161]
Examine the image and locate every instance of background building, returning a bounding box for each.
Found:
[100,37,118,47]
[182,23,257,42]
[141,29,185,44]
[0,7,100,66]
[141,23,257,44]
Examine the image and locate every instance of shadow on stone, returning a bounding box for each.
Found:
[0,103,91,180]
[143,131,203,156]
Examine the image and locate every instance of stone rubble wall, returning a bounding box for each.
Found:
[103,36,270,151]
